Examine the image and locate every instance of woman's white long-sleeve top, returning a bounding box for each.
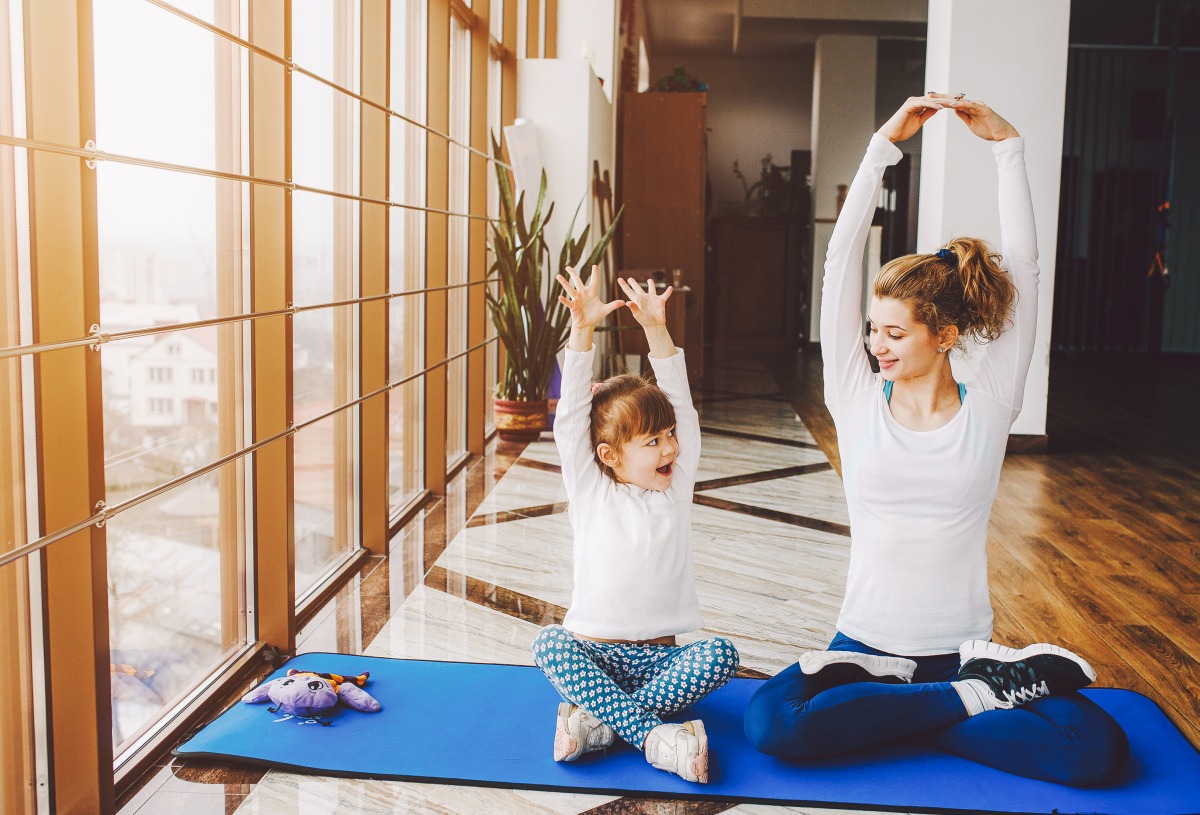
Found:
[556,346,704,641]
[822,134,1040,656]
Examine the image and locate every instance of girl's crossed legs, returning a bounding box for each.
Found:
[743,632,1128,786]
[532,624,739,747]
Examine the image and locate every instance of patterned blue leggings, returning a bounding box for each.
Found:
[531,624,740,748]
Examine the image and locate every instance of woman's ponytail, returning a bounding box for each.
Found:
[944,237,1016,343]
[873,236,1017,347]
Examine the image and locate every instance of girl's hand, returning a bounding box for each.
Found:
[877,93,948,143]
[556,265,624,330]
[617,277,672,328]
[950,99,1020,141]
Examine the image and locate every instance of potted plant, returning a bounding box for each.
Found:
[487,135,621,441]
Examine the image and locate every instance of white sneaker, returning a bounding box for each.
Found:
[798,650,917,684]
[643,720,708,784]
[553,702,616,762]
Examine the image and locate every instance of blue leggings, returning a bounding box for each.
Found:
[532,624,739,747]
[744,632,1129,786]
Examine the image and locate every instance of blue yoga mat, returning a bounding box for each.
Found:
[175,653,1200,815]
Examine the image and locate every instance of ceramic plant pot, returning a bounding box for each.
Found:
[493,398,548,442]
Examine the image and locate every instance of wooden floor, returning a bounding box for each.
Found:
[768,348,1200,750]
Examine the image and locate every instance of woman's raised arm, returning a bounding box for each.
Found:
[952,100,1039,424]
[821,95,944,413]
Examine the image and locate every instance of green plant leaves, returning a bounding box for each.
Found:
[485,132,622,401]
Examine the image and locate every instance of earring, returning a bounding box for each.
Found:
[937,347,946,353]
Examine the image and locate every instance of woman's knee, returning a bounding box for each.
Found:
[743,677,821,758]
[1050,719,1130,787]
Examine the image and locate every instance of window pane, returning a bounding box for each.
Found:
[97,165,250,325]
[293,305,359,600]
[293,189,360,307]
[292,0,361,95]
[107,460,248,752]
[387,378,423,511]
[294,410,360,599]
[292,73,361,197]
[4,7,41,803]
[93,0,233,171]
[446,19,471,461]
[101,322,246,494]
[142,0,246,39]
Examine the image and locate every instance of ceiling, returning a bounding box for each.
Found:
[641,0,1200,59]
[642,0,929,60]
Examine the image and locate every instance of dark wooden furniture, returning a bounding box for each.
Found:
[610,274,688,364]
[709,215,808,352]
[620,92,706,380]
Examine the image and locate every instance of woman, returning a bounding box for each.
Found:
[742,94,1128,785]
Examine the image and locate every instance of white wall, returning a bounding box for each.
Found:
[556,0,617,101]
[919,0,1070,436]
[513,59,615,263]
[809,35,878,341]
[648,53,815,215]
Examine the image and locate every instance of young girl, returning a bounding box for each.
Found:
[743,94,1129,785]
[530,267,739,785]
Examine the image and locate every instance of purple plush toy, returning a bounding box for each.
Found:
[241,669,381,722]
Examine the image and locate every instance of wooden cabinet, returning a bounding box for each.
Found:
[710,216,808,352]
[620,92,706,379]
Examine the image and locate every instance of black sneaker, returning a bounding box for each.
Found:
[958,640,1097,707]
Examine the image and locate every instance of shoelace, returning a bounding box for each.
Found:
[1002,679,1050,705]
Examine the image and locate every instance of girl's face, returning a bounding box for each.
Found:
[604,426,679,491]
[867,297,944,381]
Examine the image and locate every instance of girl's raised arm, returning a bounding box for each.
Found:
[617,277,700,482]
[555,267,624,497]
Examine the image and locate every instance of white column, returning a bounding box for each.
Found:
[810,34,877,342]
[555,0,617,101]
[919,0,1069,437]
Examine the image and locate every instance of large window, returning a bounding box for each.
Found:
[1,0,519,806]
[93,0,250,755]
[291,3,362,600]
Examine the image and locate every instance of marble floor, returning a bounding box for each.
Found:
[115,358,941,815]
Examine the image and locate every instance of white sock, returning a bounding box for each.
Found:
[952,678,999,716]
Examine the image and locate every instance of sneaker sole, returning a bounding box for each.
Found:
[799,650,916,684]
[687,720,709,784]
[554,702,587,762]
[959,640,1097,683]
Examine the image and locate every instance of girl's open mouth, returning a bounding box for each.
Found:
[657,463,673,476]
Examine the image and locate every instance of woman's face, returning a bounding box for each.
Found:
[867,297,943,381]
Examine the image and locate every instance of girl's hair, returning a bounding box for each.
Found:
[873,236,1016,346]
[589,373,676,483]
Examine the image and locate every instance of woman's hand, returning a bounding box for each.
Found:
[556,265,623,330]
[950,99,1020,141]
[617,277,672,328]
[877,93,949,143]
